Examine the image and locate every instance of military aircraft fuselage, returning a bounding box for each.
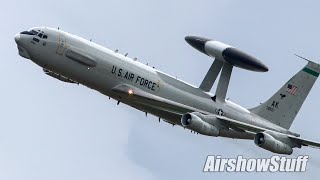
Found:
[14,27,292,139]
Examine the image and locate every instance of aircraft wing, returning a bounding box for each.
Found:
[111,84,320,149]
[217,115,320,149]
[215,115,269,133]
[288,135,320,149]
[111,84,209,116]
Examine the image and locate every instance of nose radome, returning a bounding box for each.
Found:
[14,33,20,43]
[185,36,211,54]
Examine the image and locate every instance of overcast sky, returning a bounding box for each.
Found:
[1,0,320,179]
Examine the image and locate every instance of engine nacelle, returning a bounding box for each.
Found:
[185,36,268,72]
[181,113,219,136]
[254,132,293,155]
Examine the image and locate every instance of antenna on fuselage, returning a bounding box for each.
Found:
[125,53,128,57]
[294,54,311,62]
[115,49,118,53]
[294,54,318,63]
[57,27,59,30]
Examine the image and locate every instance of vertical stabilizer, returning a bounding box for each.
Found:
[250,61,320,129]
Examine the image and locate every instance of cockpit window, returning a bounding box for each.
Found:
[20,30,38,35]
[21,29,48,39]
[30,30,38,35]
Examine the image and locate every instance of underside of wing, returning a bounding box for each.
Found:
[111,84,209,116]
[288,135,320,149]
[217,116,320,149]
[110,84,320,150]
[215,115,268,133]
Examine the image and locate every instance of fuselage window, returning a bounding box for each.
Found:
[38,33,43,38]
[43,34,48,39]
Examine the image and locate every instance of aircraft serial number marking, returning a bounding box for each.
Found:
[111,65,159,92]
[266,100,279,112]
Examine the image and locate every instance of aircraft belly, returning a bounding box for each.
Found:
[111,96,255,140]
[119,98,181,125]
[219,129,255,140]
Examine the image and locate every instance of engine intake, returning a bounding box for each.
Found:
[181,113,219,136]
[254,132,293,155]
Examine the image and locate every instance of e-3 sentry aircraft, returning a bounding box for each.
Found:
[14,27,320,155]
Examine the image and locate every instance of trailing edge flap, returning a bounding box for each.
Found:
[288,135,320,149]
[216,115,296,136]
[200,59,223,92]
[65,47,97,67]
[110,84,320,149]
[217,115,320,149]
[215,115,268,133]
[111,84,209,115]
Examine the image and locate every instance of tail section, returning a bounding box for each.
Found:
[250,61,320,129]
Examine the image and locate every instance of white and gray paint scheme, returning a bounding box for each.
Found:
[14,27,320,155]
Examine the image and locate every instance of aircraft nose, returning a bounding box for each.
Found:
[14,33,20,43]
[185,36,211,54]
[14,32,31,59]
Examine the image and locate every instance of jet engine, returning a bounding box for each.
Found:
[254,132,293,155]
[181,113,219,136]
